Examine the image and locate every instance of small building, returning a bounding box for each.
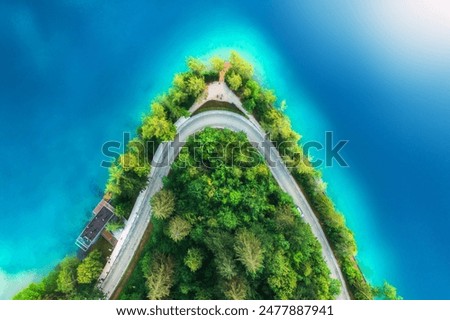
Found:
[75,199,116,252]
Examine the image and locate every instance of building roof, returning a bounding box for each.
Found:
[75,199,115,251]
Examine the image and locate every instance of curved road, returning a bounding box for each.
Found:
[177,112,350,300]
[99,109,350,300]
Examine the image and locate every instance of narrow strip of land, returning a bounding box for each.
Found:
[99,83,350,300]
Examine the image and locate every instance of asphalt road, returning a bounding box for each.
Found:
[98,109,350,300]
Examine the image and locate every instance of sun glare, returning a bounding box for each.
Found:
[369,0,450,64]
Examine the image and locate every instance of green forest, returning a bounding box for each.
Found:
[120,128,340,299]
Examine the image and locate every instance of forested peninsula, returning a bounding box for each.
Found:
[14,52,399,300]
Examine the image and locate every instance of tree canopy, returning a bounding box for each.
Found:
[77,250,103,284]
[226,72,242,91]
[146,254,174,300]
[229,51,254,80]
[187,57,207,75]
[120,128,339,300]
[141,102,176,142]
[151,189,176,220]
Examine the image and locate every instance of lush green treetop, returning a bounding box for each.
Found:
[229,51,254,80]
[187,57,207,75]
[122,128,339,300]
[151,189,176,220]
[77,250,103,285]
[210,56,225,74]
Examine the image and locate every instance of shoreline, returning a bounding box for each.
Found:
[103,54,360,299]
[12,53,381,300]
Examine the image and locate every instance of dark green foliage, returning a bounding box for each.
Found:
[122,128,338,300]
[105,219,124,232]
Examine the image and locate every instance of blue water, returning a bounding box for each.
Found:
[1,0,449,299]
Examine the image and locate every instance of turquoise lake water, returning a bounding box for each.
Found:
[1,1,449,299]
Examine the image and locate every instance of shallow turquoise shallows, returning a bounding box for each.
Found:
[1,1,449,299]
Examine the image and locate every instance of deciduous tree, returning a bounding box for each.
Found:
[226,72,242,91]
[168,216,191,242]
[234,230,264,274]
[147,254,174,300]
[187,57,206,75]
[210,56,225,74]
[141,102,176,141]
[224,277,248,300]
[77,250,103,285]
[187,76,206,97]
[184,248,203,272]
[229,51,253,79]
[56,257,79,295]
[373,281,402,300]
[151,189,176,220]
